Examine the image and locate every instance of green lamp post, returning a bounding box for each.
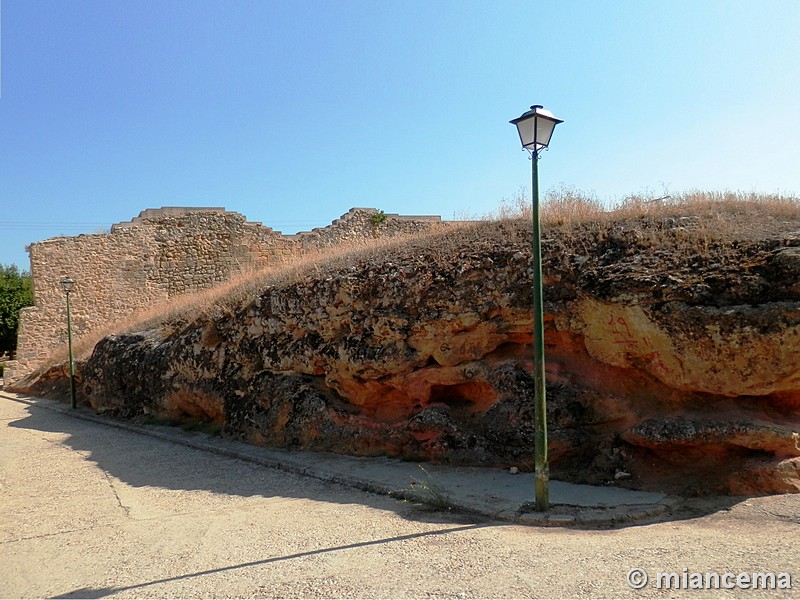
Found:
[60,276,77,409]
[510,105,563,511]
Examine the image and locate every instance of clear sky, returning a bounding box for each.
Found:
[1,0,799,270]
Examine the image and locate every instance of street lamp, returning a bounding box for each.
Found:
[510,104,563,511]
[60,276,77,409]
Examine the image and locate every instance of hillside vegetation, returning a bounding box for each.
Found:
[0,265,33,356]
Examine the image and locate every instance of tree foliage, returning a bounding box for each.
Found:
[0,265,34,354]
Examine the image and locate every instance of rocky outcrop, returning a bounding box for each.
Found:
[22,213,800,496]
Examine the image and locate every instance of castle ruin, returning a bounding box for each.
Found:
[5,207,442,385]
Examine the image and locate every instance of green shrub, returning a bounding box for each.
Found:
[370,210,388,225]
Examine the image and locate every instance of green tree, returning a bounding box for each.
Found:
[0,265,34,354]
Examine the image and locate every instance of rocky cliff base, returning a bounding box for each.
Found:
[19,203,800,496]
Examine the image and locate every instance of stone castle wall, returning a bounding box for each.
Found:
[5,207,441,384]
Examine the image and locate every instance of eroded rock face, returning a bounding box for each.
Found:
[34,217,800,495]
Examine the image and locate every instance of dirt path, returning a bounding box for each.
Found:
[1,397,797,599]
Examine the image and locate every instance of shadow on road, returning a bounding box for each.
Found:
[5,396,751,530]
[48,524,485,599]
[6,399,489,526]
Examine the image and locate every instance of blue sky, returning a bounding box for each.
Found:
[1,0,799,270]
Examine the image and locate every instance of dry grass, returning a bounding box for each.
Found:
[42,223,465,365]
[543,185,605,224]
[488,186,800,249]
[614,190,800,219]
[498,185,800,230]
[36,189,800,374]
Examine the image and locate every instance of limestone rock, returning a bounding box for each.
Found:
[21,215,800,496]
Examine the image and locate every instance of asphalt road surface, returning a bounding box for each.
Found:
[1,397,798,599]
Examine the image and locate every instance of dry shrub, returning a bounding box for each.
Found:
[487,187,531,221]
[542,185,604,225]
[487,185,605,225]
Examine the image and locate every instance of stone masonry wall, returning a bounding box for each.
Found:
[5,207,441,384]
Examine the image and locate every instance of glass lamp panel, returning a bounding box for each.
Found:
[536,117,558,149]
[515,116,537,150]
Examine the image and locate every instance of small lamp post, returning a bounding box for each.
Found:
[60,276,77,409]
[510,105,563,511]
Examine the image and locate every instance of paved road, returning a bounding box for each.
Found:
[1,397,798,599]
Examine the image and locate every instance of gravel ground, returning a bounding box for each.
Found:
[1,397,797,599]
